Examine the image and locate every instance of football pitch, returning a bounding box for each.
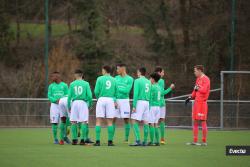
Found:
[0,128,249,167]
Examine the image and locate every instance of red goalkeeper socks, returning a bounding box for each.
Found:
[202,121,207,143]
[193,121,199,143]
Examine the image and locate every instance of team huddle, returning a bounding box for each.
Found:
[48,64,210,146]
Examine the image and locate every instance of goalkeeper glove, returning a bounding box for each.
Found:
[185,96,192,105]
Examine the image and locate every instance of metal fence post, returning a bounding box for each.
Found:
[220,72,224,129]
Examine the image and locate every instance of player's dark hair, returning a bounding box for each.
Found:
[52,71,59,74]
[74,69,83,74]
[116,63,126,68]
[102,65,112,73]
[150,72,161,82]
[138,67,146,76]
[194,65,204,72]
[154,66,163,73]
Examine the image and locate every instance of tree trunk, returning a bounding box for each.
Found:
[16,0,20,45]
[179,0,190,52]
[67,1,72,32]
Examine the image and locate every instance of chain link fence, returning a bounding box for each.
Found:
[0,98,249,129]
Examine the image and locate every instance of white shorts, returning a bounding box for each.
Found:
[70,100,89,122]
[115,99,130,118]
[149,106,161,124]
[96,97,115,118]
[160,106,166,118]
[131,100,149,122]
[50,103,60,123]
[59,97,70,118]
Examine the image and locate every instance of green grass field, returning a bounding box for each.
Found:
[0,128,249,167]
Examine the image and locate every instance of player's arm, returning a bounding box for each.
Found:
[86,83,93,107]
[149,85,154,107]
[94,78,100,99]
[64,83,69,96]
[186,85,195,105]
[163,87,172,95]
[163,83,175,95]
[67,84,73,109]
[48,85,57,103]
[113,80,117,102]
[132,80,139,109]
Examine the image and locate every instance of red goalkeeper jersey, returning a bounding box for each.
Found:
[191,75,210,120]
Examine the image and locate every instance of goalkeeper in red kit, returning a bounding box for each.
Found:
[185,65,210,146]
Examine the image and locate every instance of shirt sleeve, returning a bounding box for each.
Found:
[64,83,69,96]
[48,85,57,103]
[163,87,172,95]
[86,83,93,107]
[132,80,139,108]
[67,84,72,109]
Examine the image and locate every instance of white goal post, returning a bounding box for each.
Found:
[220,71,250,129]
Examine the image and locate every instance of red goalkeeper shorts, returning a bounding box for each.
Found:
[192,101,208,121]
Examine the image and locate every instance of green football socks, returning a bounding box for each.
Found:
[133,122,140,141]
[95,126,101,141]
[155,127,160,144]
[59,122,66,140]
[143,124,149,143]
[80,123,87,140]
[112,123,116,139]
[108,126,114,141]
[86,124,89,139]
[124,123,130,141]
[52,124,58,140]
[149,126,155,143]
[160,122,165,139]
[71,124,77,140]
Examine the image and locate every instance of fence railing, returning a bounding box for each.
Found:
[0,98,249,129]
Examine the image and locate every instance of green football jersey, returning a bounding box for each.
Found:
[158,78,172,107]
[94,74,117,99]
[67,79,93,109]
[48,82,68,103]
[150,83,161,106]
[115,74,134,99]
[133,76,151,108]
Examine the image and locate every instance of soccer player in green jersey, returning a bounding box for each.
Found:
[130,67,151,146]
[114,63,134,143]
[48,71,68,144]
[68,69,93,145]
[94,65,117,146]
[148,72,162,146]
[154,66,175,144]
